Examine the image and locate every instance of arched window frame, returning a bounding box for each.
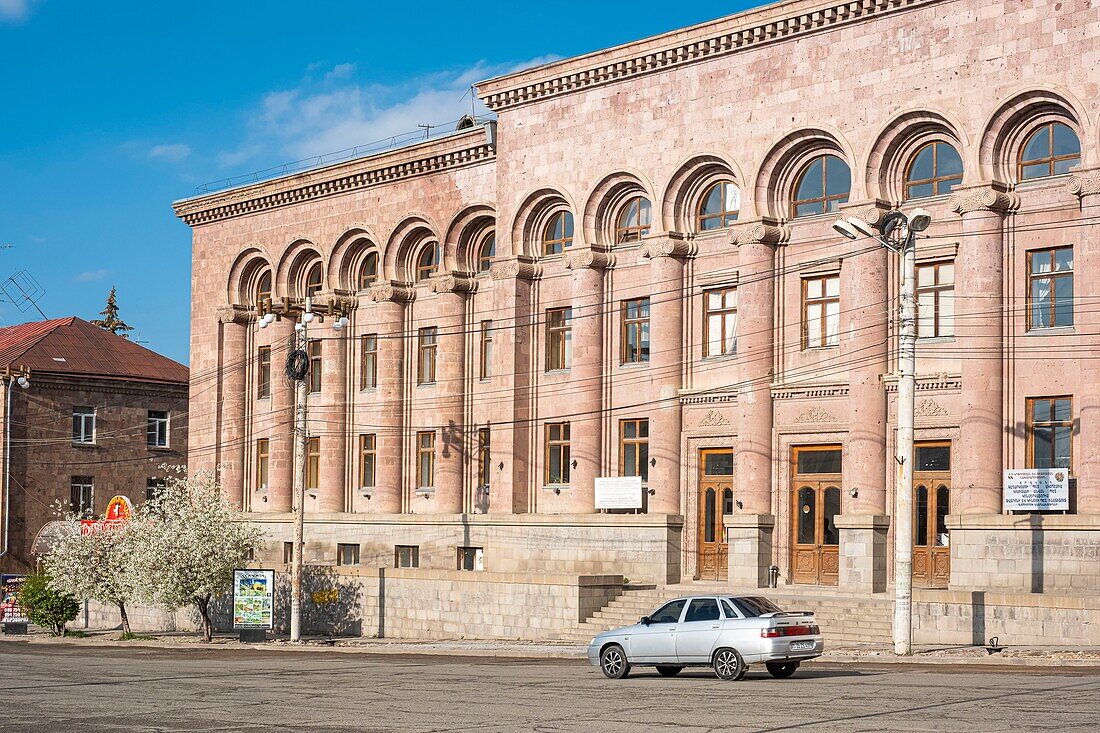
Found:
[904,141,964,200]
[542,210,574,256]
[476,231,496,274]
[304,262,324,298]
[790,154,850,218]
[415,242,439,282]
[255,270,272,305]
[695,180,740,232]
[1017,121,1081,181]
[357,251,379,291]
[615,196,652,243]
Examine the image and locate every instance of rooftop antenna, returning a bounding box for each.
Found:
[0,270,47,320]
[417,123,436,140]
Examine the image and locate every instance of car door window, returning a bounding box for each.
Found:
[649,599,687,624]
[720,599,741,619]
[685,598,720,623]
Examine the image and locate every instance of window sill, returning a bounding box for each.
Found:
[256,395,272,402]
[72,442,98,448]
[618,361,651,370]
[415,488,435,496]
[802,345,839,352]
[542,484,571,492]
[544,368,571,376]
[916,336,955,345]
[1024,326,1075,336]
[359,386,378,393]
[147,446,173,452]
[701,352,737,363]
[416,381,437,388]
[478,377,492,384]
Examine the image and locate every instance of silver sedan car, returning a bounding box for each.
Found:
[587,595,824,680]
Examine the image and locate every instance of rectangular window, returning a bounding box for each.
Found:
[307,436,320,490]
[359,434,376,488]
[417,431,435,489]
[1027,396,1072,470]
[417,327,438,385]
[479,320,493,380]
[621,298,651,364]
[257,346,272,398]
[546,307,573,371]
[337,543,360,566]
[256,439,270,491]
[458,546,484,571]
[308,340,322,393]
[395,545,420,568]
[145,477,167,503]
[704,287,738,357]
[545,422,571,485]
[478,427,491,489]
[795,447,843,475]
[283,542,294,564]
[73,407,95,444]
[1028,247,1074,330]
[916,261,955,338]
[360,334,378,389]
[620,419,650,482]
[70,477,93,517]
[802,275,840,348]
[147,410,169,448]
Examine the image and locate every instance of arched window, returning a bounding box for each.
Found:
[255,270,272,305]
[791,155,850,217]
[305,262,323,298]
[905,142,963,199]
[1019,122,1081,180]
[416,243,438,282]
[696,181,740,231]
[477,233,495,273]
[358,252,378,290]
[615,196,651,243]
[543,211,573,255]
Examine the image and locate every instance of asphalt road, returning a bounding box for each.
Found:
[2,643,1099,732]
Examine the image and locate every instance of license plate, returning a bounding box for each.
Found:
[789,641,815,651]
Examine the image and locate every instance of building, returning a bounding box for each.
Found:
[175,0,1100,637]
[0,317,189,573]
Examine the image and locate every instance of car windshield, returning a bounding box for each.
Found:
[730,596,784,617]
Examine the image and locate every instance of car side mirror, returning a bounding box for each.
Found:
[640,616,651,626]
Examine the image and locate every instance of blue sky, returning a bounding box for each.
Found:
[0,1,753,364]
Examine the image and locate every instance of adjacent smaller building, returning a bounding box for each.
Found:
[0,317,188,573]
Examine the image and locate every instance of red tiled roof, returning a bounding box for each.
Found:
[0,317,188,385]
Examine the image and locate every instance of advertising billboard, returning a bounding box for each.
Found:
[0,574,28,624]
[232,569,275,630]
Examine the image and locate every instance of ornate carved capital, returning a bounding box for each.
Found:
[948,184,1019,216]
[489,256,540,281]
[429,273,475,294]
[562,247,613,271]
[368,281,414,304]
[217,305,254,325]
[731,218,789,247]
[639,233,693,260]
[1068,172,1100,201]
[838,199,892,228]
[311,291,358,312]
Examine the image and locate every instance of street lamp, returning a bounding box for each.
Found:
[833,207,931,656]
[0,366,30,562]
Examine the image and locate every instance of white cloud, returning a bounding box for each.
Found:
[0,0,34,22]
[218,56,561,170]
[74,269,108,282]
[148,143,192,162]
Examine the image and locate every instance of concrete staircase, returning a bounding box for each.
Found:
[554,583,893,645]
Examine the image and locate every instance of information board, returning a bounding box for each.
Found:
[232,569,275,630]
[595,476,644,510]
[1004,469,1069,511]
[0,574,27,624]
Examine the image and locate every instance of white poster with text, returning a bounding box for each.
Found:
[1004,469,1069,511]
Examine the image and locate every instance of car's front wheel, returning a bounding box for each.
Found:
[600,644,630,679]
[655,665,683,677]
[765,661,799,679]
[713,648,746,681]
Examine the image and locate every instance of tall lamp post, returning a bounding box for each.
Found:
[0,366,31,563]
[256,296,350,642]
[833,208,931,656]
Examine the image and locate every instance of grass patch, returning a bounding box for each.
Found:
[120,632,156,641]
[63,630,89,638]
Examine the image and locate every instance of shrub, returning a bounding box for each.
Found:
[17,573,80,636]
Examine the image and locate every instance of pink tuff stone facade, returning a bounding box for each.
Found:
[177,0,1100,593]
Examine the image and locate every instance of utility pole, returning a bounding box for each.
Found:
[290,317,308,643]
[833,208,930,656]
[0,366,30,563]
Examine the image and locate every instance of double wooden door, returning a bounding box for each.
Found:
[697,450,733,581]
[913,441,951,588]
[791,480,841,586]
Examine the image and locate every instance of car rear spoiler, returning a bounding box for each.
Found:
[762,611,816,618]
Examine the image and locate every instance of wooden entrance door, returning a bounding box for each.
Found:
[914,441,951,588]
[790,446,842,586]
[697,449,734,581]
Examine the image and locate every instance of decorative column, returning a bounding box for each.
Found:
[640,235,690,515]
[430,274,472,514]
[728,220,784,587]
[1071,171,1100,512]
[267,315,296,513]
[949,184,1018,514]
[837,202,891,593]
[368,283,412,514]
[215,306,251,509]
[562,247,611,512]
[316,295,353,513]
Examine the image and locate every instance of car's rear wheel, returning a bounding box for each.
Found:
[655,665,683,677]
[600,644,630,679]
[712,648,746,681]
[765,661,799,679]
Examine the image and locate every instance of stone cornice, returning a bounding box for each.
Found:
[1068,171,1100,201]
[562,247,613,271]
[731,218,790,247]
[173,128,495,227]
[882,372,962,392]
[948,183,1020,216]
[639,232,694,259]
[772,382,849,400]
[489,256,540,281]
[369,281,415,304]
[476,0,944,112]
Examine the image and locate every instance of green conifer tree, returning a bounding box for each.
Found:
[90,286,134,338]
